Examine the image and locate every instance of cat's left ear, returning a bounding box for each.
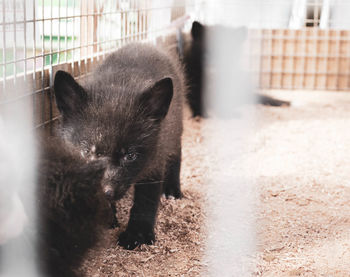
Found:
[138,77,173,121]
[54,70,87,119]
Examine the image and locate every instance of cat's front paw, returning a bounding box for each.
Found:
[164,186,182,199]
[117,223,155,250]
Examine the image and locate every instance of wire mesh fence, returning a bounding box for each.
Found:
[0,0,203,129]
[253,28,350,90]
[2,0,350,130]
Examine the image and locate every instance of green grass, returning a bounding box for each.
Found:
[0,50,16,77]
[45,51,73,65]
[0,46,74,77]
[37,0,76,8]
[42,35,77,42]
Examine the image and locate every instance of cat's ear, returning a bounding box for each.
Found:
[54,70,87,118]
[191,21,204,40]
[138,77,173,121]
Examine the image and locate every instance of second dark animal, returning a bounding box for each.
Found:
[54,42,185,250]
[182,21,290,117]
[0,137,110,277]
[36,138,111,277]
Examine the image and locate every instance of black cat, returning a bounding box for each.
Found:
[54,43,185,250]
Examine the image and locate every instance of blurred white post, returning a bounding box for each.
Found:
[201,0,294,275]
[0,1,39,274]
[0,98,39,277]
[202,23,257,277]
[289,0,307,29]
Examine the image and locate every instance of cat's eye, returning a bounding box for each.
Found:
[124,152,137,161]
[81,149,90,158]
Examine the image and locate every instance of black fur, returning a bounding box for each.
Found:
[182,21,205,117]
[182,21,290,117]
[36,138,111,276]
[54,43,185,250]
[257,94,290,107]
[0,138,110,277]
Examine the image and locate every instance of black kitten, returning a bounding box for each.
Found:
[54,43,185,250]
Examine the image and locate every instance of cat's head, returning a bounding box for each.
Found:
[54,70,173,198]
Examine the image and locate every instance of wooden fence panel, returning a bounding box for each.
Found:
[251,28,350,91]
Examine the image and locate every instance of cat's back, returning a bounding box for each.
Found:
[100,43,176,76]
[94,43,185,98]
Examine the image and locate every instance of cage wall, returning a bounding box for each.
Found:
[253,29,350,91]
[248,0,350,91]
[2,0,350,131]
[0,0,204,130]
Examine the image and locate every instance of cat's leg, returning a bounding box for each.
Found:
[188,86,202,117]
[118,179,162,250]
[163,148,182,199]
[103,184,119,229]
[108,200,119,229]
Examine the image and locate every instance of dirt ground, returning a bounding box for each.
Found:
[254,90,350,276]
[81,90,350,276]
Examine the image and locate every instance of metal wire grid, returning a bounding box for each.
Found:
[0,0,199,129]
[3,0,350,130]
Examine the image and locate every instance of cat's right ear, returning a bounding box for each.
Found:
[54,70,87,118]
[191,21,204,40]
[137,77,173,122]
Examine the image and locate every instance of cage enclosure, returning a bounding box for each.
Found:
[1,0,350,276]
